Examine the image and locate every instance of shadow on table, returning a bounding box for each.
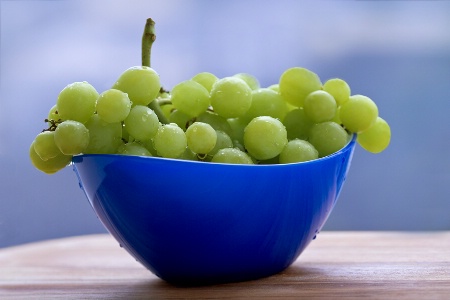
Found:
[114,265,327,299]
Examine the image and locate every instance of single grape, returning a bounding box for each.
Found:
[232,139,246,152]
[158,92,174,119]
[279,67,322,107]
[29,141,72,174]
[357,117,391,153]
[244,116,288,160]
[54,120,90,155]
[323,78,351,106]
[170,80,210,117]
[185,122,217,154]
[309,121,350,157]
[196,111,233,137]
[140,138,158,156]
[161,103,175,120]
[332,106,342,125]
[56,81,98,123]
[282,108,314,140]
[84,115,123,154]
[233,73,260,90]
[96,89,132,123]
[211,148,254,164]
[179,147,199,161]
[242,88,289,122]
[112,66,160,106]
[258,155,279,165]
[153,123,187,158]
[227,117,248,146]
[208,130,233,156]
[33,131,61,161]
[169,109,193,131]
[210,77,252,118]
[118,142,152,156]
[191,72,218,92]
[267,84,279,92]
[279,139,318,164]
[47,105,60,123]
[303,90,337,123]
[124,105,160,141]
[340,94,378,133]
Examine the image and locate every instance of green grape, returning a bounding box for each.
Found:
[357,117,391,153]
[332,106,342,125]
[244,116,288,160]
[112,66,160,106]
[158,92,174,119]
[303,90,337,123]
[47,105,61,123]
[242,88,289,122]
[84,115,122,154]
[179,148,199,161]
[279,67,322,107]
[161,103,175,120]
[267,84,279,92]
[258,155,279,165]
[124,105,160,141]
[210,77,252,118]
[309,121,350,157]
[233,73,260,90]
[211,148,254,164]
[169,109,193,131]
[232,139,245,152]
[279,139,318,164]
[56,81,98,123]
[191,72,218,92]
[118,142,152,156]
[141,139,158,156]
[96,89,132,123]
[29,141,72,174]
[209,130,233,156]
[33,131,61,161]
[54,120,90,155]
[185,122,217,154]
[340,94,378,133]
[323,78,351,106]
[153,123,187,158]
[196,111,233,137]
[282,108,313,140]
[170,80,210,117]
[227,117,248,146]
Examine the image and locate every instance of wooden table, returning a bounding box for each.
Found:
[1,231,449,299]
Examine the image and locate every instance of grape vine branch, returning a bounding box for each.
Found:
[142,18,169,124]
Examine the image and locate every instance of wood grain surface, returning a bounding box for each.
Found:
[1,231,449,299]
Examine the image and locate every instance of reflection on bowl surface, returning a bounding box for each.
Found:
[72,135,356,285]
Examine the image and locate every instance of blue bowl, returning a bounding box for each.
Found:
[72,135,356,285]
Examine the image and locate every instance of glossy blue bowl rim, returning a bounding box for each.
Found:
[72,133,356,166]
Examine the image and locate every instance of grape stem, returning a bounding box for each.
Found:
[142,18,169,124]
[141,18,156,68]
[156,99,172,107]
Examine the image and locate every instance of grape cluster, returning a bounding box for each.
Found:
[30,66,391,174]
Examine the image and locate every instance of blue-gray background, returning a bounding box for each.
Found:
[1,0,449,248]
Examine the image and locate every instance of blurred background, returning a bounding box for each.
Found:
[1,0,449,248]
